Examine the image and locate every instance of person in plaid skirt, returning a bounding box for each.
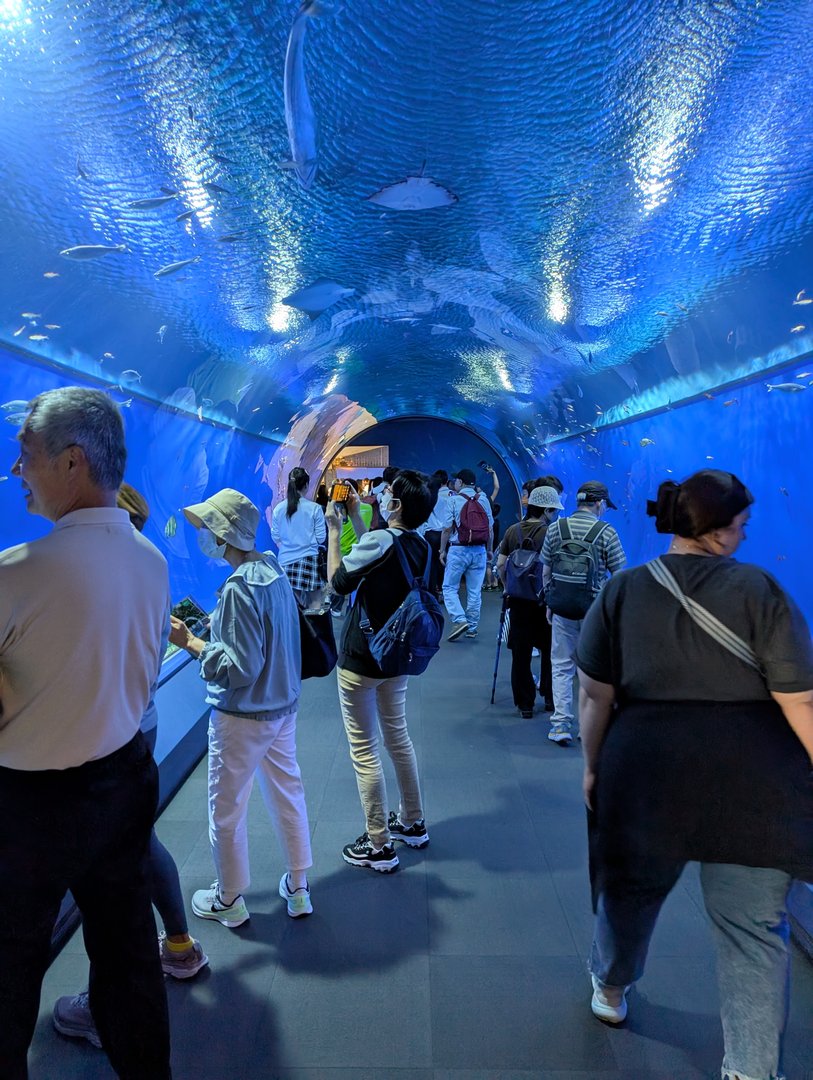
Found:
[271,467,327,607]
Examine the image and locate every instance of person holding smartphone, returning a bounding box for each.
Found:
[329,480,373,617]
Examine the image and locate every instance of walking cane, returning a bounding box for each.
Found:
[490,595,509,704]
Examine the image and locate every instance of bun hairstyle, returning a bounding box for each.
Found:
[646,470,754,537]
[286,467,310,519]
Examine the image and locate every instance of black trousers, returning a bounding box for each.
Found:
[424,529,443,595]
[507,599,552,711]
[0,732,171,1080]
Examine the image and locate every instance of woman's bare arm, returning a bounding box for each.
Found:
[578,671,616,809]
[772,689,813,764]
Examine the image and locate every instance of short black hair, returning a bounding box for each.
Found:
[371,476,384,487]
[383,466,400,484]
[391,469,434,529]
[432,469,449,485]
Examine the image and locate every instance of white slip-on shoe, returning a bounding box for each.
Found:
[590,974,628,1023]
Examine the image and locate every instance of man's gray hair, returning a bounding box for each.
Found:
[25,387,126,491]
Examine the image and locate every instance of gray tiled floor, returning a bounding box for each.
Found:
[28,592,813,1079]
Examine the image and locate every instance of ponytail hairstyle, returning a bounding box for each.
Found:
[286,467,310,519]
[646,469,753,537]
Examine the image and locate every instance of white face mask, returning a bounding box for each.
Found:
[197,527,227,560]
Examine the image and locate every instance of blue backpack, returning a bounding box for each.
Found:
[503,521,548,604]
[359,536,444,677]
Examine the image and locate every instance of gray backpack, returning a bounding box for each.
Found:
[545,518,609,619]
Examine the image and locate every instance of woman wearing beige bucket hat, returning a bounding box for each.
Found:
[168,488,314,924]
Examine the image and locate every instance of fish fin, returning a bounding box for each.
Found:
[279,160,298,169]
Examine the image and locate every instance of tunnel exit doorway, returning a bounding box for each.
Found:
[320,416,521,525]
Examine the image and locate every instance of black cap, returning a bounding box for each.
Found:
[455,468,476,486]
[577,481,617,509]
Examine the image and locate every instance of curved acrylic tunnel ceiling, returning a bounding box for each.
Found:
[2,0,813,479]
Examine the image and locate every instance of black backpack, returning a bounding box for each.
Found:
[359,536,444,677]
[503,522,547,604]
[545,518,609,620]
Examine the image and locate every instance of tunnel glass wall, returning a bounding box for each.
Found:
[543,359,813,624]
[0,349,279,614]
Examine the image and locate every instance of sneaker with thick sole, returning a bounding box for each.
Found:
[388,811,429,848]
[53,991,101,1049]
[191,882,250,927]
[590,975,629,1023]
[465,628,478,639]
[279,873,313,918]
[447,622,469,642]
[158,932,209,979]
[547,721,573,746]
[342,833,399,872]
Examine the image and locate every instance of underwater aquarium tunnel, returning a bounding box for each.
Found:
[3,0,813,1070]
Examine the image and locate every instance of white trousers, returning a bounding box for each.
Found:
[207,709,312,897]
[550,615,583,726]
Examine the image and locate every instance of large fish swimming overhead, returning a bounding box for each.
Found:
[282,277,355,320]
[367,164,459,211]
[282,0,333,191]
[59,244,127,260]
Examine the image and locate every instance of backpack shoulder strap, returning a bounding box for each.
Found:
[390,532,430,587]
[358,532,412,635]
[558,518,571,541]
[584,520,610,545]
[519,521,546,548]
[645,558,762,673]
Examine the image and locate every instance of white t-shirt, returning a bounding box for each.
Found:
[0,507,170,770]
[422,485,452,533]
[271,497,326,565]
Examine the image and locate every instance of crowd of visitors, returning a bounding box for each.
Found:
[1,392,811,1080]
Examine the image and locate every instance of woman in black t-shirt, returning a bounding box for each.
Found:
[575,469,813,1080]
[326,470,434,874]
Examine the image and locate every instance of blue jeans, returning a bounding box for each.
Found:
[591,860,792,1080]
[443,545,488,629]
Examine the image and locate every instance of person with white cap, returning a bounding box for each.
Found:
[541,481,626,745]
[168,488,314,924]
[496,486,564,718]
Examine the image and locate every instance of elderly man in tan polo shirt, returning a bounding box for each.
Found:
[0,387,172,1079]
